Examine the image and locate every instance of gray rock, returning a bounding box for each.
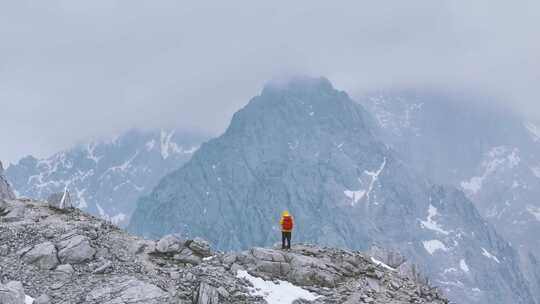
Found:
[174,248,202,265]
[2,203,25,222]
[85,276,168,304]
[0,199,9,216]
[47,189,72,209]
[34,294,51,304]
[0,281,25,304]
[188,237,212,257]
[57,234,95,264]
[53,264,75,278]
[0,161,16,200]
[20,241,59,270]
[155,234,185,254]
[93,260,113,274]
[194,282,219,304]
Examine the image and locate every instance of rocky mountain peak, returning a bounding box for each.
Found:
[0,198,448,304]
[226,76,376,141]
[129,78,534,304]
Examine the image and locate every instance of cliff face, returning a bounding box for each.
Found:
[0,198,447,304]
[0,161,16,200]
[129,78,534,304]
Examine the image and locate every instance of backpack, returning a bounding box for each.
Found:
[282,215,293,230]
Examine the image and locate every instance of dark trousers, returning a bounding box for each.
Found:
[282,231,292,249]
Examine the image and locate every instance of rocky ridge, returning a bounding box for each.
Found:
[0,198,447,304]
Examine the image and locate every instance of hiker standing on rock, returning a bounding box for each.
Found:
[280,210,294,250]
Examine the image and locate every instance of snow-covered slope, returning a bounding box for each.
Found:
[361,89,540,303]
[6,128,206,226]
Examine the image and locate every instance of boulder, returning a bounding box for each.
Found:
[0,281,25,304]
[155,234,185,254]
[194,282,219,304]
[174,248,202,265]
[0,199,9,216]
[57,234,95,264]
[47,189,72,209]
[2,203,25,222]
[85,276,168,304]
[251,247,286,262]
[34,294,51,304]
[188,238,212,257]
[20,241,59,270]
[369,246,407,268]
[53,264,75,279]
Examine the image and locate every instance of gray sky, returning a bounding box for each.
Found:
[1,0,539,164]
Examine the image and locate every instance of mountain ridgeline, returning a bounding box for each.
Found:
[6,129,206,226]
[129,78,535,304]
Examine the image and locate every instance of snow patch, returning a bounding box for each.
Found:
[75,188,88,209]
[160,129,199,159]
[459,259,470,273]
[527,206,540,221]
[344,189,366,206]
[344,158,386,206]
[420,204,450,235]
[370,257,395,271]
[25,295,34,304]
[96,204,127,225]
[461,146,520,195]
[146,139,156,151]
[87,143,102,163]
[531,166,540,179]
[423,240,448,255]
[481,248,500,263]
[237,270,320,303]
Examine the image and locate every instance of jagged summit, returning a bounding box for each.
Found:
[227,76,375,139]
[0,199,447,304]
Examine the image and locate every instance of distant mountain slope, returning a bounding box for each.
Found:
[361,89,540,302]
[129,78,534,304]
[6,128,206,226]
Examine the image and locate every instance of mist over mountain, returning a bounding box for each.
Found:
[128,77,534,304]
[6,128,206,226]
[361,90,540,301]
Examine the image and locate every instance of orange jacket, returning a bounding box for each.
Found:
[279,212,294,232]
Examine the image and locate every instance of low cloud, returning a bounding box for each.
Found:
[1,0,539,163]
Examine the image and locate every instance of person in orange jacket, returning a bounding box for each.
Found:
[280,210,294,249]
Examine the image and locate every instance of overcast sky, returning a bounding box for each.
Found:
[1,0,539,164]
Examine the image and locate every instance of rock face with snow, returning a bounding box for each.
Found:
[0,161,16,200]
[361,89,540,302]
[47,189,73,209]
[0,198,448,304]
[129,78,534,304]
[5,128,206,226]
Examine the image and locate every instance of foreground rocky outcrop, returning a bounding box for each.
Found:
[0,161,16,201]
[0,199,448,303]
